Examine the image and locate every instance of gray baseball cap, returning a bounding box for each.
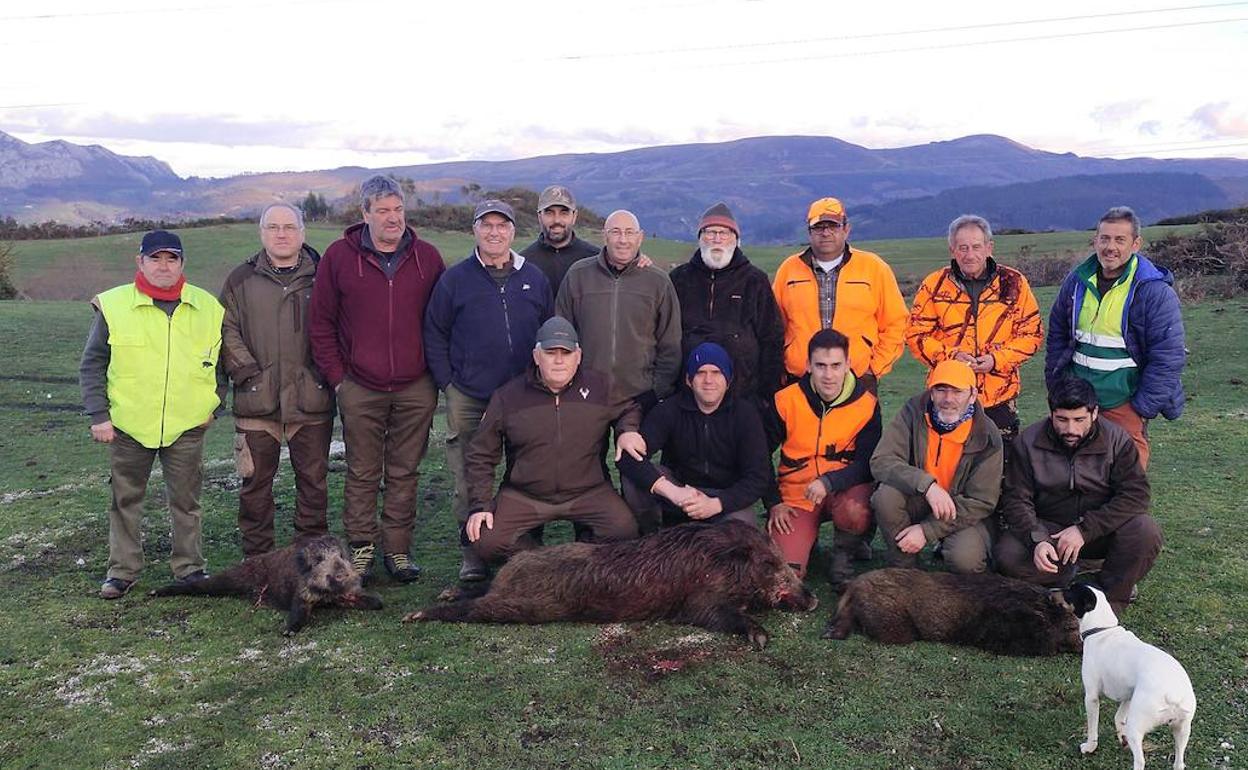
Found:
[535,316,579,351]
[473,199,516,224]
[537,185,577,212]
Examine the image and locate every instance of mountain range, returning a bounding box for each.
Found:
[3,130,1247,241]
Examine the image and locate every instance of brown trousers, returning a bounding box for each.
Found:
[443,384,489,528]
[107,426,207,581]
[473,484,638,566]
[1100,401,1150,470]
[872,483,993,574]
[993,516,1163,609]
[236,421,332,556]
[336,374,437,555]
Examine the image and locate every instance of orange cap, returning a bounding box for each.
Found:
[806,197,847,226]
[927,359,976,390]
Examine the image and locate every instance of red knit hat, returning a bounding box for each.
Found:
[698,202,739,238]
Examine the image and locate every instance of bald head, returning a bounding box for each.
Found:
[603,210,644,269]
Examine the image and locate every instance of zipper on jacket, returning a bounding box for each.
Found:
[554,393,562,495]
[701,416,711,476]
[609,275,620,393]
[159,309,174,446]
[499,284,515,353]
[388,279,396,382]
[708,271,717,319]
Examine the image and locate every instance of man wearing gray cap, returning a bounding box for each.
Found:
[424,199,554,580]
[463,317,647,565]
[519,185,600,293]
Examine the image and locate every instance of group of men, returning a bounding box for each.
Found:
[80,176,1185,614]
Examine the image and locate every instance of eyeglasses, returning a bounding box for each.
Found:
[262,224,302,233]
[701,228,735,240]
[475,222,514,233]
[606,228,641,239]
[809,221,845,234]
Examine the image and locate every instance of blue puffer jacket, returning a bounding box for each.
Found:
[1045,253,1186,420]
[423,250,554,401]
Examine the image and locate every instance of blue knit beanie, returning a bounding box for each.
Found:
[685,342,733,382]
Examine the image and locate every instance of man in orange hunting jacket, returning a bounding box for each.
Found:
[773,197,908,393]
[906,215,1042,442]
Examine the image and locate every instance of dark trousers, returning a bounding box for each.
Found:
[107,426,207,581]
[621,464,759,535]
[236,421,332,556]
[473,484,638,566]
[337,374,437,555]
[983,399,1021,445]
[993,516,1163,608]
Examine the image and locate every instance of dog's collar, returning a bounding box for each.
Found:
[1080,624,1118,640]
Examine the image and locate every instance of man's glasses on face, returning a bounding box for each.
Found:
[809,221,845,234]
[263,224,302,233]
[606,228,641,239]
[701,228,735,241]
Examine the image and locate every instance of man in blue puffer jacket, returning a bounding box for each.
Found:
[1045,206,1186,470]
[424,199,554,580]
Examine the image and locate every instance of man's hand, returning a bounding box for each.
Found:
[614,431,646,462]
[1033,541,1061,574]
[90,420,115,443]
[952,351,976,365]
[895,524,927,554]
[637,253,655,269]
[767,503,796,535]
[653,478,694,507]
[466,511,494,543]
[1052,525,1086,564]
[924,483,957,521]
[969,353,995,374]
[680,489,723,520]
[804,478,828,507]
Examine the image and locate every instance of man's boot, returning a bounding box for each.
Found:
[828,533,862,592]
[458,546,488,582]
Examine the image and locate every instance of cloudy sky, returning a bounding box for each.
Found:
[2,0,1246,178]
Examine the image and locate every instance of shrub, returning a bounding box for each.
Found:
[0,241,18,299]
[1147,221,1248,300]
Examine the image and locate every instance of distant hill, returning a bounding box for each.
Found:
[849,172,1233,240]
[3,130,1248,241]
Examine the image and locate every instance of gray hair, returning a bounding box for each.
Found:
[947,214,992,248]
[259,202,304,230]
[360,175,404,212]
[1098,206,1141,239]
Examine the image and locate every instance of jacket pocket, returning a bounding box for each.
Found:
[232,364,278,417]
[297,369,333,415]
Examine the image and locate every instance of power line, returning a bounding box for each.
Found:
[687,16,1248,69]
[555,2,1248,61]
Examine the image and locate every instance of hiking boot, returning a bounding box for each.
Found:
[384,552,421,584]
[827,548,854,593]
[99,577,135,600]
[175,569,210,585]
[458,546,488,582]
[350,542,376,584]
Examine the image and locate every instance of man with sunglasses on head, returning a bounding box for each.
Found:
[772,197,908,395]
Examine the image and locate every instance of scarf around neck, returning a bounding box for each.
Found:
[134,269,185,301]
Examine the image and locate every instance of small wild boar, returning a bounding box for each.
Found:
[823,568,1081,656]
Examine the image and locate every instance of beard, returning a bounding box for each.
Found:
[700,244,732,269]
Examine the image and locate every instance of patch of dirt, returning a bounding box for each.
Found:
[593,624,745,682]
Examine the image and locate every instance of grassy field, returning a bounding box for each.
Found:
[0,228,1243,769]
[4,222,1197,301]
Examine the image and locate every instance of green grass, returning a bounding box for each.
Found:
[5,222,1198,300]
[0,234,1243,768]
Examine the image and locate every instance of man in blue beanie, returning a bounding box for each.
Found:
[618,342,772,533]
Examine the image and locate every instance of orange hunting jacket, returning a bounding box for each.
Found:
[773,247,908,380]
[906,260,1043,408]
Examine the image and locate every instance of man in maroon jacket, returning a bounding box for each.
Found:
[308,175,445,584]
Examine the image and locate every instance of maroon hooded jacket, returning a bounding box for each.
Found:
[308,223,445,391]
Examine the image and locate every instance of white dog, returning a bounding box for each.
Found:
[1063,583,1196,770]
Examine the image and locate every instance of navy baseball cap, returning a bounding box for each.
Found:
[473,199,516,224]
[139,230,183,258]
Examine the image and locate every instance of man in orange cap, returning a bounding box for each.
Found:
[869,359,1003,573]
[772,197,908,393]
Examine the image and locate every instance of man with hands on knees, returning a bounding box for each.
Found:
[994,376,1159,613]
[763,329,882,587]
[463,317,647,565]
[618,342,771,533]
[870,359,1003,574]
